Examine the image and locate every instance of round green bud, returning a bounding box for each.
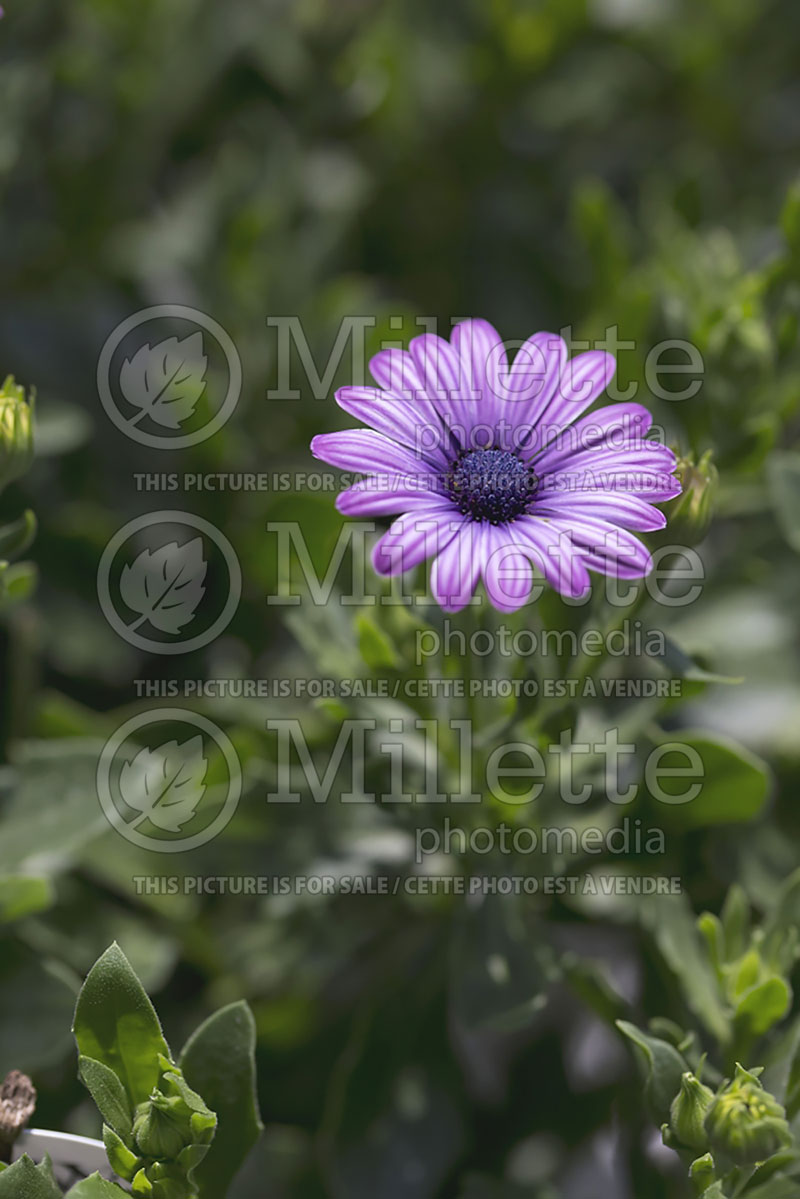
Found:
[134,1097,191,1162]
[664,449,718,547]
[0,377,34,490]
[704,1064,792,1166]
[670,1072,715,1151]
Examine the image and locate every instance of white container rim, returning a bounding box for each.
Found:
[12,1128,112,1178]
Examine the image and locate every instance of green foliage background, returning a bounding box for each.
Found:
[2,1,800,1196]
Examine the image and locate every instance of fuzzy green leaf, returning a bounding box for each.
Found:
[179,1002,263,1199]
[73,944,170,1107]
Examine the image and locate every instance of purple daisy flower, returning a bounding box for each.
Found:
[311,320,681,612]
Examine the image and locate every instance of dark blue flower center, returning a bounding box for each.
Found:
[445,449,538,523]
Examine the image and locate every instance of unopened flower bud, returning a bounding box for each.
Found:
[670,1072,715,1151]
[132,1057,216,1183]
[134,1097,189,1162]
[704,1064,792,1165]
[147,1163,191,1199]
[663,449,717,546]
[689,1152,715,1195]
[0,377,34,490]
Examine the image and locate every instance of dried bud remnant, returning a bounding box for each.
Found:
[0,1070,37,1161]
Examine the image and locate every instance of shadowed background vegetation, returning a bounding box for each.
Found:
[2,1,800,1195]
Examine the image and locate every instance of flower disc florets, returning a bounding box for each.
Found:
[446,448,537,523]
[704,1064,792,1165]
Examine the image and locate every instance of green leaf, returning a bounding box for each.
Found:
[0,510,36,560]
[78,1056,134,1139]
[616,1020,688,1122]
[0,944,78,1075]
[641,894,732,1044]
[0,1155,62,1198]
[179,1002,263,1199]
[746,1150,800,1192]
[654,731,770,830]
[761,1015,800,1110]
[720,885,751,960]
[73,943,170,1107]
[735,976,792,1039]
[739,1176,800,1199]
[65,1175,130,1198]
[0,742,111,875]
[657,636,743,685]
[768,451,800,554]
[763,869,800,966]
[0,561,37,608]
[781,179,800,256]
[356,613,400,670]
[449,895,556,1033]
[0,875,53,924]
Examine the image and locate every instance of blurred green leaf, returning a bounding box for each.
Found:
[0,945,78,1076]
[356,612,400,671]
[179,1002,263,1199]
[734,976,791,1039]
[0,743,110,875]
[616,1020,688,1123]
[653,732,770,829]
[0,876,53,925]
[0,511,36,560]
[768,451,800,554]
[640,894,731,1044]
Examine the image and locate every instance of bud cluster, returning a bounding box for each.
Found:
[698,885,797,1044]
[103,1055,217,1199]
[663,1063,792,1185]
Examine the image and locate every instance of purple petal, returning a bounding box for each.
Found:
[450,318,507,435]
[541,443,677,478]
[500,332,568,442]
[311,430,433,476]
[409,332,482,450]
[580,552,653,580]
[513,517,592,599]
[373,507,463,576]
[336,477,444,516]
[545,516,653,573]
[529,402,654,469]
[479,525,534,612]
[533,491,667,532]
[538,466,681,503]
[334,386,450,468]
[369,348,426,397]
[430,525,482,612]
[528,350,616,453]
